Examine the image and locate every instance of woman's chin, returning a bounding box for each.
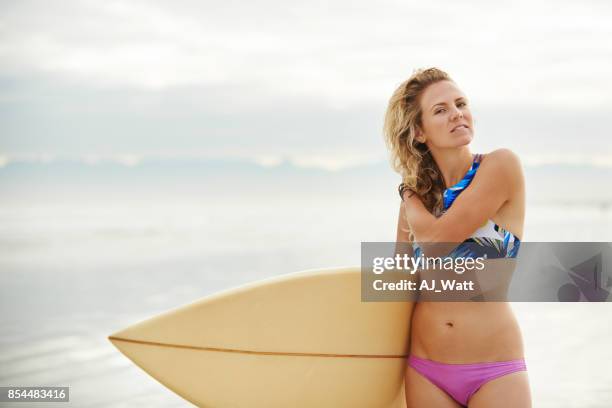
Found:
[445,138,472,148]
[446,130,474,146]
[456,133,474,146]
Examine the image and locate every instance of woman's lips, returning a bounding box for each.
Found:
[451,125,469,132]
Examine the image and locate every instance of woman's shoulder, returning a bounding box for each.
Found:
[480,148,522,166]
[398,182,415,201]
[477,148,524,186]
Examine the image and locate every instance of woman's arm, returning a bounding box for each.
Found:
[396,201,412,242]
[402,149,523,243]
[395,201,414,256]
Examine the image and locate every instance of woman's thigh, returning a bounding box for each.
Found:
[468,371,532,408]
[405,365,462,408]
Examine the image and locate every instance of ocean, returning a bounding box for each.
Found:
[1,159,611,407]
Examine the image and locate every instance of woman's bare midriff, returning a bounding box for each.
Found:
[410,301,524,363]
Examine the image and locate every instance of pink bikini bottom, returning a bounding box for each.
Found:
[408,355,527,406]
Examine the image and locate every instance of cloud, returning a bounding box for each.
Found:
[0,0,610,160]
[1,0,611,106]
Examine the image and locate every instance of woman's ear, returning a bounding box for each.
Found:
[415,127,426,144]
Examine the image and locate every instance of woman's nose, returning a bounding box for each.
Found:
[452,109,464,120]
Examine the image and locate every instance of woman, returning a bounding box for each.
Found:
[383,68,532,407]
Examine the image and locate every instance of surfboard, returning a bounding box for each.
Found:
[109,266,412,407]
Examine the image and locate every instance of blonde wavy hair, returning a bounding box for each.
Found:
[383,67,453,218]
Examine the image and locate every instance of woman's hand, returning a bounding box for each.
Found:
[401,190,438,242]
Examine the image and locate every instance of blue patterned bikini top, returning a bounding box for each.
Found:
[401,153,520,259]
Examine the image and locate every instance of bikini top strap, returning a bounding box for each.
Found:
[400,154,482,201]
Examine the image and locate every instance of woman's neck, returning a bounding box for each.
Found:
[429,147,474,189]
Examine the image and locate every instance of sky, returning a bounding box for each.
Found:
[1,0,611,169]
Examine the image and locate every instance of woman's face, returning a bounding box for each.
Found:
[416,80,474,149]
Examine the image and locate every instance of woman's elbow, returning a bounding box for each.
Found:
[410,228,437,244]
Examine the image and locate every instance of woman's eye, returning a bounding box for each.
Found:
[435,109,444,114]
[457,101,466,107]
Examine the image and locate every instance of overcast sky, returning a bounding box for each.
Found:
[1,0,611,168]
